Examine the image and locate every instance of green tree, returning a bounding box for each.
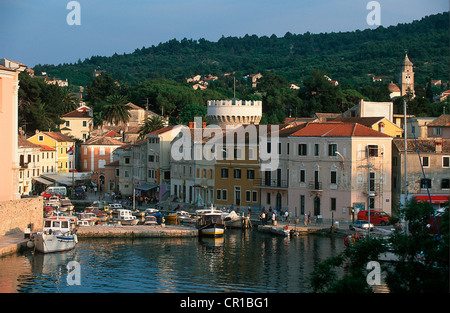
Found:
[103,94,131,125]
[179,104,207,125]
[138,116,166,139]
[309,199,449,293]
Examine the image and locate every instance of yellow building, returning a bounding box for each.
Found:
[60,104,93,141]
[27,131,75,173]
[213,126,262,210]
[334,117,403,138]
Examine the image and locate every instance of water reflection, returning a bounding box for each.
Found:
[0,229,347,293]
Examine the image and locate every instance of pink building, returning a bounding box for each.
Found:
[276,122,393,222]
[0,60,26,201]
[427,114,450,139]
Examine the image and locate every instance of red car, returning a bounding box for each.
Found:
[41,191,63,200]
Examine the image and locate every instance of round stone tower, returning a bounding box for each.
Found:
[207,99,262,128]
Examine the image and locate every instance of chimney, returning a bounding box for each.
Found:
[435,138,442,153]
[202,122,207,129]
[189,122,195,129]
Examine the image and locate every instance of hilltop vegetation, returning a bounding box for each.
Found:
[34,12,449,88]
[19,12,449,133]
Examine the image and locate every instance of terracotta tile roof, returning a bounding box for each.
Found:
[19,136,40,148]
[289,122,391,138]
[42,131,75,142]
[82,136,124,146]
[102,130,122,137]
[61,109,91,118]
[428,114,450,127]
[393,138,450,153]
[36,144,56,151]
[147,125,175,136]
[105,160,120,167]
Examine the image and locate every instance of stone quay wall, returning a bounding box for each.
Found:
[0,197,43,236]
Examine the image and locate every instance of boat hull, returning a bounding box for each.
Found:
[199,226,225,237]
[33,232,78,254]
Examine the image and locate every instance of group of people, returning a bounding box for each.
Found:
[259,208,290,225]
[259,209,314,226]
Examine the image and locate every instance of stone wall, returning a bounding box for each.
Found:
[0,197,43,236]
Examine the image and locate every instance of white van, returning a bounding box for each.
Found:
[46,186,67,197]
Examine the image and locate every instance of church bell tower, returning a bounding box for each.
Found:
[399,53,415,98]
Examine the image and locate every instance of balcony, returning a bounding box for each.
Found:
[254,178,288,189]
[308,181,322,191]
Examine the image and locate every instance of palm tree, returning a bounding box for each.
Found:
[103,94,131,126]
[138,115,166,139]
[61,88,78,113]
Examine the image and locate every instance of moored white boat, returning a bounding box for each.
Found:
[196,205,225,237]
[113,209,139,225]
[31,215,78,254]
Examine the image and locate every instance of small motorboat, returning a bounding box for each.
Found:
[31,215,78,254]
[59,199,74,212]
[196,205,225,237]
[76,212,99,226]
[144,215,158,226]
[113,209,139,226]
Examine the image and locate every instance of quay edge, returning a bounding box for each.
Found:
[76,225,199,238]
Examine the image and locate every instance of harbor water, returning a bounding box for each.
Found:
[0,229,345,293]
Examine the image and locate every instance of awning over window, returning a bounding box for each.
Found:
[414,195,450,204]
[135,183,158,191]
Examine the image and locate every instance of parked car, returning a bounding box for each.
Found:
[349,220,374,231]
[357,210,390,225]
[74,187,86,199]
[41,191,63,200]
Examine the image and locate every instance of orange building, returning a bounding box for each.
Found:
[80,136,124,191]
[0,59,26,201]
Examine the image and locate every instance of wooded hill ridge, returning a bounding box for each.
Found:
[33,12,449,88]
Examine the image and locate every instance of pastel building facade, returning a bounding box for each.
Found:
[0,60,26,201]
[284,122,393,222]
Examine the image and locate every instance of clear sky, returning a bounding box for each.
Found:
[1,0,448,67]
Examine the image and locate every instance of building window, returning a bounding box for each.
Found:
[125,157,130,164]
[328,144,337,156]
[433,128,442,136]
[252,191,258,202]
[38,135,44,142]
[314,144,320,156]
[420,178,431,189]
[441,179,450,190]
[369,172,376,191]
[422,156,429,167]
[287,143,290,155]
[368,145,378,157]
[247,169,255,179]
[298,144,307,156]
[221,168,229,178]
[234,169,241,179]
[216,189,221,200]
[443,156,449,168]
[65,121,70,127]
[83,121,87,127]
[300,195,305,214]
[267,192,271,205]
[222,189,227,200]
[330,198,336,211]
[245,190,251,202]
[300,169,306,183]
[330,170,337,184]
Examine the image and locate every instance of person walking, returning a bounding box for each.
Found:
[304,213,308,226]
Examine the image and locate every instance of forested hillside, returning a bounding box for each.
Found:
[19,12,449,134]
[33,12,449,88]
